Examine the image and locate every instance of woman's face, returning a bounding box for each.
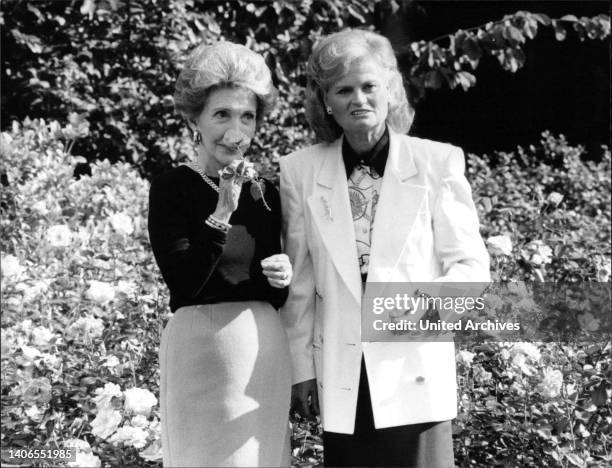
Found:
[324,57,390,137]
[193,86,257,174]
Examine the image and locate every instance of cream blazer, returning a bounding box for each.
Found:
[279,133,490,434]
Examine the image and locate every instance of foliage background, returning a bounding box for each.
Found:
[1,1,610,467]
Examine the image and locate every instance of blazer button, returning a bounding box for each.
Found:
[415,376,425,383]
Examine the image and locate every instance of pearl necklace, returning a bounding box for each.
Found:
[186,162,219,193]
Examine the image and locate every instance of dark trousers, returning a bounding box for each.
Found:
[323,358,454,467]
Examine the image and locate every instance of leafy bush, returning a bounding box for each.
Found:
[1,119,610,467]
[470,132,611,283]
[2,1,608,180]
[1,117,164,467]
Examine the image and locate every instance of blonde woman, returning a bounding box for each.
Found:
[281,29,490,467]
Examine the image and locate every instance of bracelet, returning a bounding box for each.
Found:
[205,215,231,233]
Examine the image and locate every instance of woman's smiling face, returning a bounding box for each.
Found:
[324,57,390,138]
[193,86,257,174]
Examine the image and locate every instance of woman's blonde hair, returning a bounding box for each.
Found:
[174,41,277,123]
[305,29,414,142]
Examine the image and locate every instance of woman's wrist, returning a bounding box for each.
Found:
[205,214,231,233]
[211,208,232,224]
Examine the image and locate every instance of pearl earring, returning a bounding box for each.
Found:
[325,106,332,115]
[193,131,202,144]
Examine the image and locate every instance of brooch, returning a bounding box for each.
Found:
[321,196,333,221]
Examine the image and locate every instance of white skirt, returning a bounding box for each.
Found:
[160,301,292,467]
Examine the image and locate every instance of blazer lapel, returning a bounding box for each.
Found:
[307,139,362,305]
[368,134,428,282]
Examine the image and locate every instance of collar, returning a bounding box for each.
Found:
[342,126,390,178]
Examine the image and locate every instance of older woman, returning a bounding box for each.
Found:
[280,29,490,467]
[148,42,293,467]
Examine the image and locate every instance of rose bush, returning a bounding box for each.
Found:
[1,118,610,467]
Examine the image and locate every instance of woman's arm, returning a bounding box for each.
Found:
[148,174,226,299]
[279,158,317,386]
[432,146,491,282]
[250,180,289,308]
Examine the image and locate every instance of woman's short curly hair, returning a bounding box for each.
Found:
[174,41,277,123]
[305,29,414,142]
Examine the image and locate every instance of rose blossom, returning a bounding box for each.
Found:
[93,382,122,410]
[1,254,23,279]
[110,425,149,449]
[546,191,564,206]
[31,326,55,347]
[110,212,134,236]
[457,350,475,366]
[486,235,513,256]
[124,387,158,415]
[46,224,73,248]
[131,414,149,428]
[18,377,52,405]
[66,316,104,341]
[68,450,101,468]
[91,408,122,439]
[523,240,553,266]
[87,280,115,304]
[538,367,563,398]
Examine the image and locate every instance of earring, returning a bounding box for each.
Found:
[325,105,332,115]
[193,131,202,144]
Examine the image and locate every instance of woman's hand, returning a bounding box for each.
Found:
[261,254,292,288]
[211,161,244,223]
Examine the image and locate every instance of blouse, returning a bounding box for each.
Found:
[148,165,288,312]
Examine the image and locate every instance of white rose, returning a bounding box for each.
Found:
[102,355,120,369]
[457,350,475,366]
[546,191,564,206]
[21,345,42,364]
[65,438,92,452]
[31,200,49,215]
[511,342,541,361]
[537,367,563,399]
[131,414,149,428]
[91,408,122,439]
[1,254,23,279]
[40,352,61,368]
[93,382,122,410]
[116,280,137,297]
[124,387,158,416]
[66,316,104,341]
[140,439,163,462]
[110,425,148,449]
[46,224,73,248]
[486,235,513,256]
[510,353,535,376]
[523,240,553,266]
[19,279,51,303]
[31,326,55,347]
[110,212,134,236]
[68,449,101,468]
[87,280,115,304]
[25,404,44,421]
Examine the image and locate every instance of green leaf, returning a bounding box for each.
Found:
[591,382,608,406]
[532,13,552,26]
[462,36,482,61]
[564,453,585,467]
[561,14,579,22]
[424,70,443,89]
[553,20,567,41]
[453,71,476,91]
[504,24,525,43]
